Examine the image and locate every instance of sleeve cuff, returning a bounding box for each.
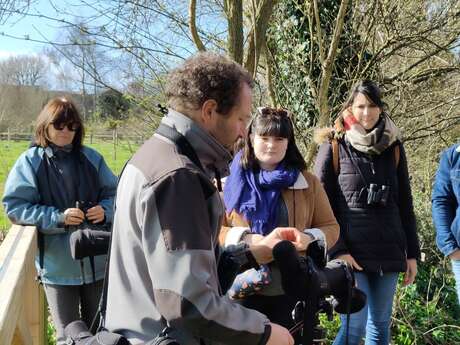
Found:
[258,324,271,345]
[444,247,459,258]
[57,212,66,227]
[224,242,259,270]
[304,228,327,247]
[224,227,251,247]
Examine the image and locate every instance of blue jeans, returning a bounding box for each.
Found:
[332,272,399,345]
[452,260,460,304]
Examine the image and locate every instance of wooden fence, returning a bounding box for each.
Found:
[0,225,45,345]
[0,130,145,144]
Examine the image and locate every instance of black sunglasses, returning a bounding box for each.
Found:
[257,107,291,118]
[51,122,80,131]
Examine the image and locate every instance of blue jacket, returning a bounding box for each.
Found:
[2,145,117,284]
[432,143,460,257]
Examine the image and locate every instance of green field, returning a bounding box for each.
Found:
[0,139,138,231]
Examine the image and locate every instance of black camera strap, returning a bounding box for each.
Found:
[156,123,223,192]
[345,265,353,345]
[156,123,206,174]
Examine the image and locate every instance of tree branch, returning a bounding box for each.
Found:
[189,0,206,51]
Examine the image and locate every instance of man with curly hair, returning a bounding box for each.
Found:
[105,52,296,345]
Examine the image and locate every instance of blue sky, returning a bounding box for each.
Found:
[0,1,226,90]
[0,1,96,58]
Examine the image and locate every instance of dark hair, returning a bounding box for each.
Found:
[35,97,85,149]
[165,52,254,116]
[241,107,306,171]
[342,79,387,113]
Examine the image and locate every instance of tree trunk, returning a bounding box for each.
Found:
[263,42,276,106]
[244,0,277,77]
[305,0,350,167]
[224,0,244,64]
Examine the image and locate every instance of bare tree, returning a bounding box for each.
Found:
[0,55,47,86]
[0,0,33,24]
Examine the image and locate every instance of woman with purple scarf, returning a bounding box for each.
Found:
[220,107,339,338]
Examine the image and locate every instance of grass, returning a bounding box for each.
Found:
[0,139,138,231]
[0,139,138,343]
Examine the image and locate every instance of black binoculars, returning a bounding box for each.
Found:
[367,183,390,206]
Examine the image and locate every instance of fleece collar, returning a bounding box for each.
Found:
[160,109,233,178]
[288,173,308,190]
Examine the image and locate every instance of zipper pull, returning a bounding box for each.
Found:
[370,161,376,175]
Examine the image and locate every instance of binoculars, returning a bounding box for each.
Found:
[367,183,390,206]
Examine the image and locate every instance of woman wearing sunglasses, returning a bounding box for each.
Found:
[220,107,339,341]
[3,96,117,345]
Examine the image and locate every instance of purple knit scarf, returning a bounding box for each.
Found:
[223,151,299,235]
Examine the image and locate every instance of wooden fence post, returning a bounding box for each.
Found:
[0,225,45,345]
[112,129,117,161]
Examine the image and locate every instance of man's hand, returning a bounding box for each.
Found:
[63,208,85,226]
[266,323,294,345]
[249,227,309,264]
[86,205,105,224]
[336,254,363,271]
[403,258,417,286]
[449,249,460,260]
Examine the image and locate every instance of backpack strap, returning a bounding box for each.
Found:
[331,139,340,176]
[394,144,400,169]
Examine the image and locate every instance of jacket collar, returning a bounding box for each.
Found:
[288,172,308,190]
[160,109,232,178]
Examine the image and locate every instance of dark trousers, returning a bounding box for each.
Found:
[44,280,103,345]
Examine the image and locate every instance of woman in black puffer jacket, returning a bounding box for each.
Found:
[314,80,420,345]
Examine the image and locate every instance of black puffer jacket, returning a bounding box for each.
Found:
[314,137,420,273]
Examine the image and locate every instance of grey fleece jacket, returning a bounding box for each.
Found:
[105,110,270,345]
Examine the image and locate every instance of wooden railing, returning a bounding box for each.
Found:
[0,225,45,345]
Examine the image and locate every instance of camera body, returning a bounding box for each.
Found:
[76,200,96,214]
[73,200,107,231]
[367,183,390,206]
[274,241,365,312]
[273,240,366,344]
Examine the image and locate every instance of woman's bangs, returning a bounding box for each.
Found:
[255,117,291,138]
[51,104,78,124]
